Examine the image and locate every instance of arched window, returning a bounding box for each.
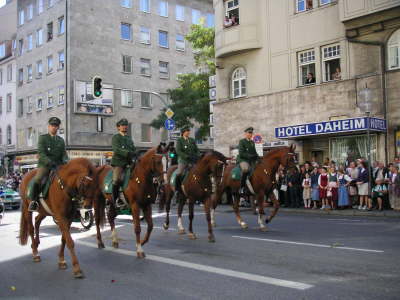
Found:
[388,29,400,70]
[6,125,11,145]
[232,67,246,98]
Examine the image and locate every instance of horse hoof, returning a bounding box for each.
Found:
[98,242,105,249]
[137,252,146,259]
[33,256,41,262]
[260,226,268,232]
[240,222,248,229]
[178,229,186,235]
[162,223,169,230]
[112,242,119,249]
[211,222,217,228]
[188,233,197,240]
[74,271,84,279]
[58,261,68,270]
[208,235,216,243]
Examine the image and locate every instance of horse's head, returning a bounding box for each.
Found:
[149,143,168,178]
[201,150,228,179]
[279,144,297,173]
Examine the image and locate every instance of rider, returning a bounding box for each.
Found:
[174,126,200,194]
[237,127,258,195]
[111,118,136,206]
[28,117,68,212]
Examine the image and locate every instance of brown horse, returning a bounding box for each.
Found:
[19,158,98,278]
[213,145,297,231]
[162,151,228,242]
[94,144,167,258]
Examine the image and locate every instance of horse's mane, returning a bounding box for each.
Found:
[263,147,289,158]
[202,150,227,162]
[60,158,95,176]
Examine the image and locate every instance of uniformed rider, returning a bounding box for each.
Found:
[237,127,258,195]
[111,118,136,206]
[28,117,68,212]
[174,126,200,194]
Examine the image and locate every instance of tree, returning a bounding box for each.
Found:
[151,22,215,140]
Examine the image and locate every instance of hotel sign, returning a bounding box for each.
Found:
[275,117,386,139]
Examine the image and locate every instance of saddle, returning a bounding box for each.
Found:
[231,163,255,181]
[27,170,57,200]
[170,168,190,188]
[103,167,132,194]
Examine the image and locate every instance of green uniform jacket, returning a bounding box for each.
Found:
[37,134,68,168]
[176,136,200,164]
[237,138,258,164]
[111,133,136,167]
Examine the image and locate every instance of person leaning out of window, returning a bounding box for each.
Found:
[305,72,316,85]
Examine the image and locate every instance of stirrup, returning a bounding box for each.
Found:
[115,198,126,208]
[28,201,39,212]
[239,187,246,196]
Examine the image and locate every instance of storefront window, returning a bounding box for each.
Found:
[330,135,377,165]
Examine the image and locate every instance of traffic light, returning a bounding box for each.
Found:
[92,76,103,98]
[169,151,176,159]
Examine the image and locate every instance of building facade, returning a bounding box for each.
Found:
[14,0,214,169]
[213,0,400,165]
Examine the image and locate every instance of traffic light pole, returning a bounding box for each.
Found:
[102,87,169,108]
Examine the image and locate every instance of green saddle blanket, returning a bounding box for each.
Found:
[170,169,189,187]
[26,174,53,200]
[231,164,255,181]
[103,167,131,194]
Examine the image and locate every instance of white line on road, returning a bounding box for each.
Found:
[78,240,313,290]
[232,236,384,253]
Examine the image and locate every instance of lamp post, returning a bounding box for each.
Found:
[358,86,372,197]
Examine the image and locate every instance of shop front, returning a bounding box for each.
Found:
[275,117,387,165]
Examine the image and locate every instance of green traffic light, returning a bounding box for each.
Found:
[94,91,102,97]
[169,153,175,158]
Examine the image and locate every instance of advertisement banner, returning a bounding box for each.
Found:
[74,80,114,115]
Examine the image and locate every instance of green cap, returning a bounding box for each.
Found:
[48,117,61,126]
[180,126,191,134]
[116,118,129,126]
[244,127,254,133]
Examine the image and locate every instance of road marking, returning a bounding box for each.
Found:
[232,236,384,253]
[327,219,361,222]
[78,240,313,290]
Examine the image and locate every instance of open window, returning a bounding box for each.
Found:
[298,49,316,86]
[322,44,341,82]
[224,0,239,28]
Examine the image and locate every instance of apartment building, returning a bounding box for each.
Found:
[14,0,214,168]
[213,0,400,164]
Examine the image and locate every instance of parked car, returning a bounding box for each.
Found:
[0,189,21,210]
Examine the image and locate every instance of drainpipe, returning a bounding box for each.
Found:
[347,39,388,164]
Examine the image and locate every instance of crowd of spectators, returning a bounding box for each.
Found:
[276,157,400,211]
[0,173,22,192]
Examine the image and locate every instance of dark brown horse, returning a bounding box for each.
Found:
[19,158,98,278]
[162,151,228,242]
[213,145,296,231]
[94,144,167,258]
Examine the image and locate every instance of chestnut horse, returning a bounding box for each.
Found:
[19,158,98,278]
[94,144,167,258]
[213,145,296,231]
[162,151,228,242]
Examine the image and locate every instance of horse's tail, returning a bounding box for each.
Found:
[95,194,106,228]
[19,198,30,245]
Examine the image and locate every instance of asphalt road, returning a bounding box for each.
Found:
[1,206,399,300]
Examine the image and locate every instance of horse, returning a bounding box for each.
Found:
[162,150,228,242]
[213,145,297,231]
[94,143,167,258]
[19,158,98,278]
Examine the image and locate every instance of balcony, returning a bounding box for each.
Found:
[339,0,400,22]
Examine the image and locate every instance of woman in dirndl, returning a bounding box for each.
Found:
[356,161,369,210]
[338,167,352,208]
[347,162,359,208]
[310,167,320,209]
[389,166,400,210]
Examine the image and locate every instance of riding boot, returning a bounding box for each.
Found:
[239,173,248,196]
[172,175,182,204]
[28,182,40,212]
[112,184,124,208]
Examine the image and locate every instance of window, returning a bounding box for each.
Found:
[58,16,65,34]
[58,51,64,70]
[140,27,151,44]
[121,0,132,8]
[36,60,43,78]
[140,0,150,12]
[206,13,215,28]
[141,124,152,142]
[159,61,169,78]
[121,90,133,107]
[27,65,33,82]
[48,0,55,8]
[58,86,64,105]
[47,55,53,73]
[225,0,239,25]
[140,92,151,108]
[36,94,43,111]
[320,0,332,5]
[27,127,35,147]
[322,44,341,81]
[27,34,33,51]
[47,89,54,108]
[38,0,44,14]
[388,29,400,70]
[122,55,132,73]
[7,126,12,145]
[121,23,132,40]
[28,4,34,20]
[232,67,246,98]
[192,9,201,25]
[140,58,151,76]
[298,49,316,86]
[0,43,4,58]
[176,5,184,21]
[18,68,24,86]
[19,10,25,26]
[0,97,2,114]
[158,30,168,48]
[47,22,53,41]
[6,93,12,112]
[27,96,33,113]
[176,34,185,51]
[7,64,12,81]
[158,0,168,17]
[18,39,23,55]
[18,99,24,117]
[36,28,43,46]
[0,69,2,85]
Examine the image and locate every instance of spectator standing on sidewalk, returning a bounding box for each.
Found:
[302,172,311,208]
[288,167,302,208]
[372,179,387,211]
[347,161,359,208]
[277,169,287,206]
[338,167,352,209]
[319,167,329,209]
[310,167,320,209]
[357,161,369,210]
[389,166,400,210]
[327,167,338,209]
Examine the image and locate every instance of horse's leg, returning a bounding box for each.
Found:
[256,192,267,232]
[32,212,46,262]
[187,199,196,240]
[140,204,153,246]
[107,203,119,248]
[204,196,215,242]
[94,196,105,249]
[233,191,247,229]
[266,190,280,224]
[58,231,67,269]
[163,186,171,230]
[131,202,145,258]
[177,194,186,234]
